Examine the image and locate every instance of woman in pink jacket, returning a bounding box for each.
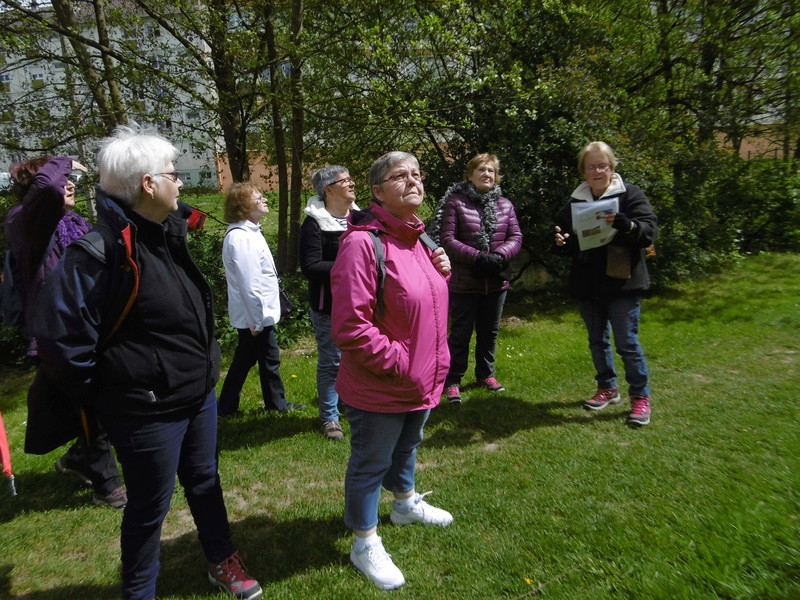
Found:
[331,151,453,590]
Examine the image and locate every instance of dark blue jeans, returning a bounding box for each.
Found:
[579,296,651,397]
[98,390,236,600]
[446,290,507,385]
[218,326,287,413]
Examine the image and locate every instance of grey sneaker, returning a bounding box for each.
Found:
[93,486,127,509]
[350,537,405,590]
[321,420,344,441]
[390,491,453,526]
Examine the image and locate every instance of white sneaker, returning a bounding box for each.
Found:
[350,537,405,590]
[390,491,453,526]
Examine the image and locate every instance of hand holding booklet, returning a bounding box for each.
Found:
[570,198,619,251]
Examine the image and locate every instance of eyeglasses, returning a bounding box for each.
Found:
[330,176,354,186]
[586,163,611,172]
[381,171,425,185]
[154,171,182,182]
[67,171,84,184]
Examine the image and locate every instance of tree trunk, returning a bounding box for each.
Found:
[286,0,304,274]
[264,1,290,271]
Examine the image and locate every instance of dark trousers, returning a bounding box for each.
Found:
[61,430,122,495]
[446,290,507,385]
[218,326,287,414]
[98,390,236,600]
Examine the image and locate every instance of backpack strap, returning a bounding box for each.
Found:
[71,230,107,264]
[367,230,441,318]
[367,229,386,317]
[419,232,439,253]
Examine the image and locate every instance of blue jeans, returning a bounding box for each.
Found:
[579,296,650,397]
[97,390,235,600]
[343,405,430,531]
[218,326,287,413]
[446,290,507,385]
[310,309,341,422]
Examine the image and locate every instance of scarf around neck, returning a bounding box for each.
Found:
[428,181,502,251]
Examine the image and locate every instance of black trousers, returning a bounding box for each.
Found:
[62,428,123,495]
[218,326,287,414]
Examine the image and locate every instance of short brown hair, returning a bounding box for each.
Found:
[463,153,502,184]
[224,182,261,223]
[9,155,52,199]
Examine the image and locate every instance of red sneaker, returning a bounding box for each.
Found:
[628,395,652,427]
[481,377,505,392]
[207,552,262,600]
[583,387,621,411]
[446,385,462,403]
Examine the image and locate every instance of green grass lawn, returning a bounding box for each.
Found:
[0,253,798,599]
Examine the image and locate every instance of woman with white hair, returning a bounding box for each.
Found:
[33,125,262,600]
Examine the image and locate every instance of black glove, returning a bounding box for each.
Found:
[612,213,634,232]
[471,252,504,277]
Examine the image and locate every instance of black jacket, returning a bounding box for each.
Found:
[554,176,658,300]
[299,212,346,314]
[32,190,220,419]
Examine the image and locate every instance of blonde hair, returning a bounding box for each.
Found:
[577,141,618,175]
[464,153,502,184]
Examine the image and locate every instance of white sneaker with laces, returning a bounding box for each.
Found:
[350,537,405,590]
[390,491,453,526]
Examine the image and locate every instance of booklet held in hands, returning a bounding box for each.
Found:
[570,198,619,251]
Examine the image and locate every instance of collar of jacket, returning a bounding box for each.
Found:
[304,194,359,232]
[349,202,425,247]
[570,172,627,202]
[225,219,262,234]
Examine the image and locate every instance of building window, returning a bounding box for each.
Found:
[31,73,45,90]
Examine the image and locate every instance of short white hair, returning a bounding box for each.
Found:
[96,124,177,205]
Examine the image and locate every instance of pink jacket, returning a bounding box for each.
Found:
[331,202,449,412]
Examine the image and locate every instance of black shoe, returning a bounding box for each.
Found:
[93,486,127,509]
[55,455,92,486]
[279,402,306,413]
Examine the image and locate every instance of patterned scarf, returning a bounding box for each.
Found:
[427,181,502,252]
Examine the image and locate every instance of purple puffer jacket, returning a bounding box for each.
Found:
[439,191,523,294]
[3,156,90,352]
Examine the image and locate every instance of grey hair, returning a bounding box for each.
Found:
[96,123,178,206]
[311,165,348,202]
[577,141,618,175]
[368,151,418,202]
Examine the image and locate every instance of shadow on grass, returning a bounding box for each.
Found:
[217,411,320,451]
[0,470,101,523]
[156,513,348,597]
[425,393,627,447]
[1,561,117,600]
[2,513,347,598]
